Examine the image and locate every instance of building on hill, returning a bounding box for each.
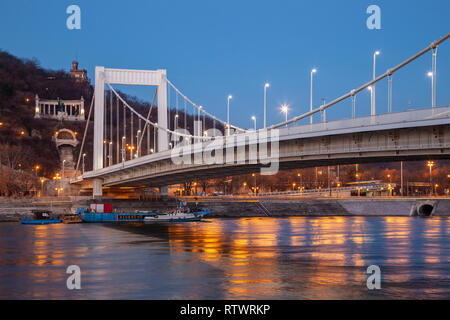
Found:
[70,61,89,83]
[34,95,85,121]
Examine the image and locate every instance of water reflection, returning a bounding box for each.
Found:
[0,217,449,299]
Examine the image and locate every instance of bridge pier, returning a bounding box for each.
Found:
[159,186,169,197]
[93,178,103,199]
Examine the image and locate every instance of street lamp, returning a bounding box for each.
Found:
[427,72,435,108]
[310,69,317,124]
[427,161,434,196]
[61,159,66,195]
[297,172,303,191]
[368,86,373,111]
[40,178,44,197]
[280,104,289,126]
[264,83,269,128]
[174,114,179,130]
[227,95,232,136]
[82,153,86,174]
[251,116,256,130]
[372,51,380,116]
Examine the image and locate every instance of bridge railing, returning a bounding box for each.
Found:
[258,184,390,197]
[278,105,450,138]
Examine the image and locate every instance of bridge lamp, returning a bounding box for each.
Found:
[310,69,317,124]
[427,161,435,195]
[264,83,270,128]
[280,104,289,126]
[227,96,232,136]
[82,153,86,174]
[371,51,380,116]
[427,72,435,108]
[251,116,256,130]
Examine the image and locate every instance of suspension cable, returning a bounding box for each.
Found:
[166,78,247,133]
[75,95,94,175]
[106,81,217,140]
[269,32,450,129]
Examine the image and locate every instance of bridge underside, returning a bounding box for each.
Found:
[84,123,450,188]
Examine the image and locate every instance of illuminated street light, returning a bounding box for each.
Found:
[251,116,256,130]
[427,71,435,108]
[227,95,232,136]
[264,83,270,128]
[427,161,435,196]
[310,69,317,124]
[372,51,380,116]
[82,153,86,174]
[280,104,289,126]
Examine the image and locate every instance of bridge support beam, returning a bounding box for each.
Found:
[93,67,105,171]
[159,186,169,197]
[93,178,103,199]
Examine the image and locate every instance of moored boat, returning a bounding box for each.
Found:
[75,203,211,223]
[21,210,62,225]
[77,207,157,223]
[144,208,211,223]
[61,214,83,224]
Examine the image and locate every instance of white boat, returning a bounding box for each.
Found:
[144,208,211,223]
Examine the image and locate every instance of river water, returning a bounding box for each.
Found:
[0,217,449,299]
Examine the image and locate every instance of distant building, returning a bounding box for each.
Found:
[70,61,89,82]
[34,95,85,121]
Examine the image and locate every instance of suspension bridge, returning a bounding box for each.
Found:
[73,33,450,198]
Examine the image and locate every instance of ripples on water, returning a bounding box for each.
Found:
[0,217,449,299]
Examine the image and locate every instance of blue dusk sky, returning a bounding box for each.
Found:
[0,0,449,128]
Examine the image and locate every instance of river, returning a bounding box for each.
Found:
[0,217,449,299]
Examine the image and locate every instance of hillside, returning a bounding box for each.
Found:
[0,50,219,182]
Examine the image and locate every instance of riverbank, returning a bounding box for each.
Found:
[0,196,449,222]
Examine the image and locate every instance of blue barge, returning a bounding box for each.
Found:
[77,208,156,223]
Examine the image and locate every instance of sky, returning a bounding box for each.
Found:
[0,0,449,129]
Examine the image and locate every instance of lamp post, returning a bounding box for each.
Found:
[281,105,289,127]
[427,72,435,108]
[227,95,232,136]
[372,51,380,116]
[82,153,86,174]
[40,178,44,197]
[298,172,302,191]
[174,114,179,130]
[368,86,373,112]
[264,83,269,128]
[387,174,392,197]
[198,106,202,138]
[251,116,256,130]
[154,123,158,153]
[310,69,317,124]
[427,161,434,196]
[61,159,66,195]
